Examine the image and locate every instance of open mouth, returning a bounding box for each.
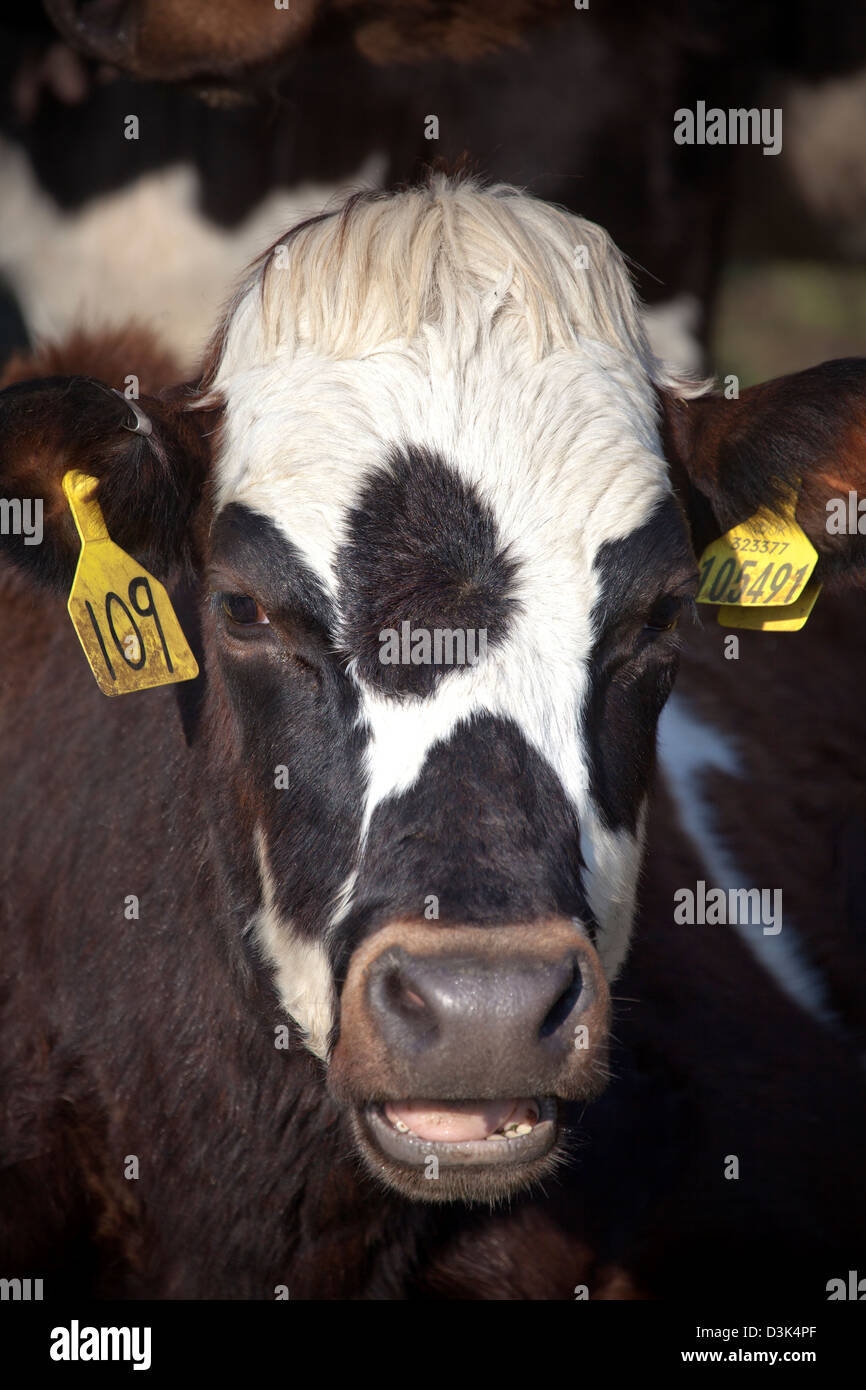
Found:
[363,1096,558,1168]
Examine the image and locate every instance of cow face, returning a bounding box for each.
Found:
[192,183,700,1199]
[4,180,866,1203]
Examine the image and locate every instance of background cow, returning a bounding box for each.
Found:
[3,0,866,381]
[1,179,865,1296]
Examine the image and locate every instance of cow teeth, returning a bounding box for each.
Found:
[487,1133,508,1140]
[513,1123,533,1136]
[394,1120,410,1133]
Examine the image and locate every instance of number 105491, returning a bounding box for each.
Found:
[697,555,811,606]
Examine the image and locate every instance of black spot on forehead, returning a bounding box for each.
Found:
[336,446,520,697]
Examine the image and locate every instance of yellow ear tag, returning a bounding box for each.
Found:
[63,470,199,696]
[696,485,820,632]
[717,579,822,632]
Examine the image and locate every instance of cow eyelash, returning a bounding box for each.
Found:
[219,593,270,627]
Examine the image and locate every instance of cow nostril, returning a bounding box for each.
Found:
[384,968,431,1020]
[375,964,440,1050]
[539,963,583,1039]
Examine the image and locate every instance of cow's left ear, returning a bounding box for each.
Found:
[660,358,866,584]
[0,373,214,592]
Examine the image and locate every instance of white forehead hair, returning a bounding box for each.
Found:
[207,174,701,409]
[202,178,703,978]
[206,176,701,587]
[221,175,668,352]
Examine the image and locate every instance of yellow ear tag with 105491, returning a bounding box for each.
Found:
[63,470,199,695]
[696,483,821,633]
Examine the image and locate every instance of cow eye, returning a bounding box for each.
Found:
[220,593,270,626]
[644,596,681,633]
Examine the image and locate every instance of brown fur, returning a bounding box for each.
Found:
[0,326,182,395]
[337,0,561,66]
[670,589,866,1051]
[44,0,560,82]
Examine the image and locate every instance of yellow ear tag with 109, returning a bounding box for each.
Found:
[63,470,199,695]
[696,484,821,633]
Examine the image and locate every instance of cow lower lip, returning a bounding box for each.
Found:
[363,1097,557,1166]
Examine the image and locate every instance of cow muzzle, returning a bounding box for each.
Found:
[329,919,610,1201]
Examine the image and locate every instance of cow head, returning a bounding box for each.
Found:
[3,178,866,1203]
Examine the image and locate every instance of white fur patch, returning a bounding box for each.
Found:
[208,181,703,971]
[581,804,648,979]
[251,827,336,1059]
[0,135,385,373]
[657,692,834,1023]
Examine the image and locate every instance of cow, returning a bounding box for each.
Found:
[1,177,865,1298]
[6,0,866,381]
[41,0,558,83]
[38,0,866,94]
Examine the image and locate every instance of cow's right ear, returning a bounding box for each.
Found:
[0,375,214,592]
